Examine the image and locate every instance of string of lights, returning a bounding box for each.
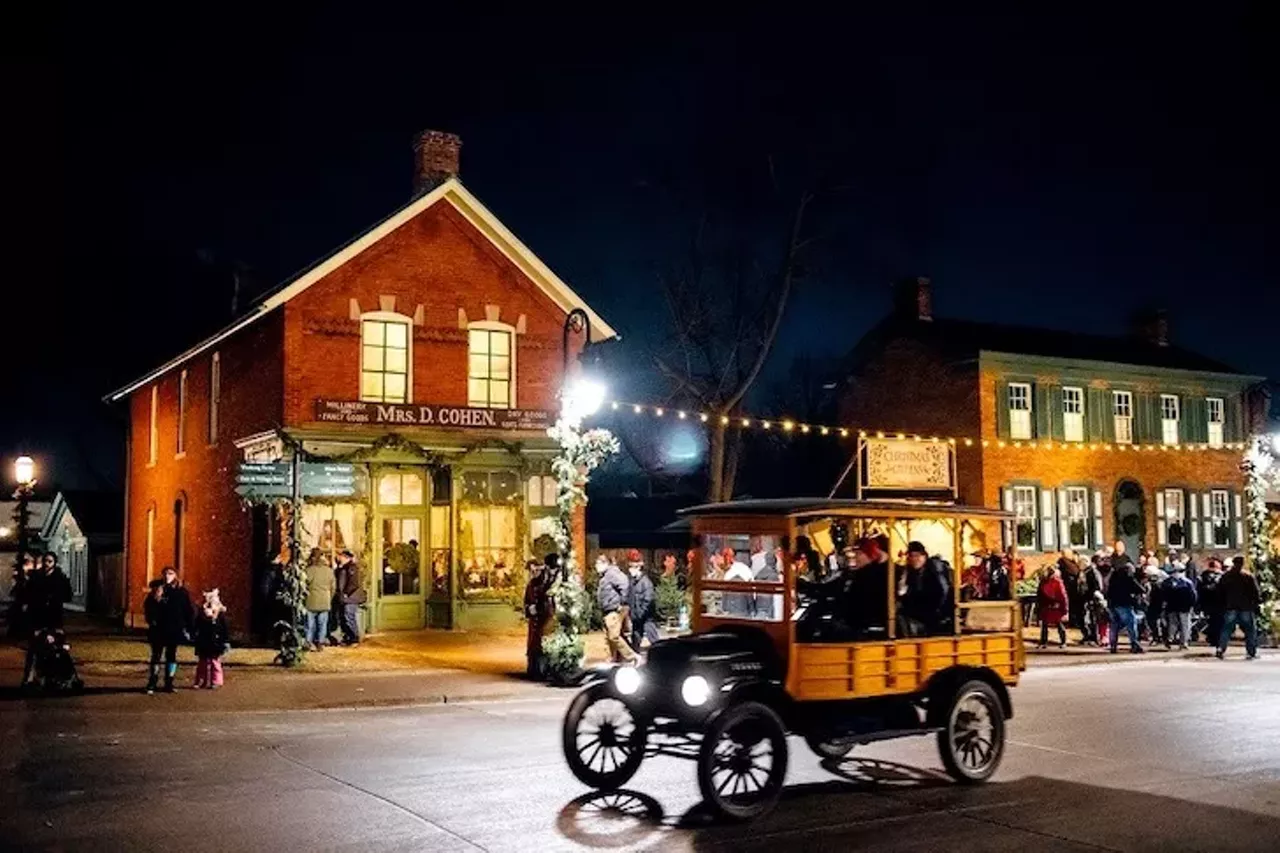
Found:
[596,399,1249,453]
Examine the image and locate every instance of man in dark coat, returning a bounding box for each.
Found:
[20,553,74,687]
[331,550,364,646]
[1197,559,1224,645]
[524,556,555,678]
[897,541,954,637]
[625,550,660,653]
[1216,556,1262,660]
[145,567,194,693]
[1106,543,1144,654]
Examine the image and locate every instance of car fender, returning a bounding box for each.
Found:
[924,666,1014,725]
[716,677,793,725]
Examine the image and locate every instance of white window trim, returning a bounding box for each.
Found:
[359,311,413,404]
[176,369,188,458]
[1113,390,1133,444]
[1157,488,1187,548]
[1206,397,1224,448]
[1010,485,1039,552]
[1062,486,1090,549]
[209,352,221,445]
[467,320,518,409]
[1062,386,1084,442]
[1209,490,1231,549]
[1008,382,1032,440]
[148,386,158,467]
[1160,394,1180,446]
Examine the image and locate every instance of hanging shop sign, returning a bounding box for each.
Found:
[862,437,954,491]
[235,462,366,499]
[313,399,554,431]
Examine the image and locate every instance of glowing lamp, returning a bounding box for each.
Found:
[14,456,35,488]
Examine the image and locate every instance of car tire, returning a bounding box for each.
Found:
[562,682,647,790]
[804,734,854,760]
[697,701,789,821]
[937,680,1005,784]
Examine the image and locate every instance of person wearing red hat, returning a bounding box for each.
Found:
[625,549,659,653]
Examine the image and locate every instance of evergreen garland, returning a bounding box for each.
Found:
[1243,436,1278,638]
[541,414,619,683]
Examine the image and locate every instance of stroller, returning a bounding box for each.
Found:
[29,629,85,692]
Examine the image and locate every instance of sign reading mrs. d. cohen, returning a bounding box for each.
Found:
[314,399,553,431]
[864,438,952,490]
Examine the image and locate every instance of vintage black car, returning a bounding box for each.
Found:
[562,498,1023,820]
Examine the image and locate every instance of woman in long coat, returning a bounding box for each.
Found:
[1036,566,1070,648]
[524,556,557,678]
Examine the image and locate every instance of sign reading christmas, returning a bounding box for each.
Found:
[863,438,953,491]
[313,400,554,431]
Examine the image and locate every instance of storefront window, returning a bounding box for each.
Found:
[300,503,368,576]
[459,471,521,594]
[430,467,452,596]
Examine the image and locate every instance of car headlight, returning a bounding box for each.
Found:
[681,675,710,707]
[615,666,643,696]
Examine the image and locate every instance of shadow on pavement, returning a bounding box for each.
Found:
[555,762,1280,852]
[0,685,142,702]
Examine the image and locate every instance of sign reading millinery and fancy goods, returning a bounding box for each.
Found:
[864,438,953,490]
[313,399,554,431]
[235,462,365,499]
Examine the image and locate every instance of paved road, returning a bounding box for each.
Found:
[3,656,1279,852]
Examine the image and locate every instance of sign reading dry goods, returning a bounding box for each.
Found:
[864,438,953,490]
[314,400,554,431]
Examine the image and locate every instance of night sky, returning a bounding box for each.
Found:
[7,5,1275,493]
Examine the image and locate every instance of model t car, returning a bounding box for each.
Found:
[561,498,1024,820]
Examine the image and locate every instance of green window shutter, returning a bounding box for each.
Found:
[1224,395,1241,443]
[1088,388,1111,442]
[1048,385,1064,441]
[1187,397,1207,444]
[996,381,1010,438]
[1136,392,1158,444]
[1035,384,1052,439]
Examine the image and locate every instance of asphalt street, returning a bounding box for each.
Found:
[3,655,1279,852]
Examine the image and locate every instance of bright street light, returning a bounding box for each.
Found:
[0,525,11,538]
[13,455,35,488]
[563,377,607,422]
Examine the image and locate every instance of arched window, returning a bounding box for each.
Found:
[360,312,412,403]
[173,493,188,576]
[467,321,515,409]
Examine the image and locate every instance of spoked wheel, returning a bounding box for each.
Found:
[937,680,1005,783]
[805,734,854,760]
[697,701,789,821]
[563,682,647,790]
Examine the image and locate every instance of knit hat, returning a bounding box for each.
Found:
[906,540,928,557]
[626,548,643,564]
[857,537,883,559]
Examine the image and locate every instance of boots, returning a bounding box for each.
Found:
[163,662,178,693]
[146,668,159,694]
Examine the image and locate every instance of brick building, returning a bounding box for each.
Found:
[837,278,1268,570]
[107,131,615,636]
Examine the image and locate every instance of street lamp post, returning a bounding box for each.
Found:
[11,457,36,620]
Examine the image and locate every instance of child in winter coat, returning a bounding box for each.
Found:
[193,589,230,689]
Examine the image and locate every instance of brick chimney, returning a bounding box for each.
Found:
[412,130,461,198]
[1131,307,1170,347]
[892,277,933,322]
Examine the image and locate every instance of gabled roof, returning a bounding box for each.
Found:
[844,314,1258,379]
[106,178,617,402]
[42,490,123,540]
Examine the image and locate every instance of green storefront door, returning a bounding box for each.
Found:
[373,468,427,630]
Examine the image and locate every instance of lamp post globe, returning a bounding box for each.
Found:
[14,455,35,488]
[564,377,607,423]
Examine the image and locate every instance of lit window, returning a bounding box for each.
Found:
[1206,397,1224,448]
[361,316,411,403]
[1064,487,1089,548]
[177,370,188,456]
[1113,391,1133,444]
[1160,394,1180,446]
[1160,488,1186,547]
[468,326,514,409]
[1012,486,1037,550]
[378,472,424,506]
[1008,383,1032,440]
[145,506,156,581]
[209,353,221,445]
[1210,490,1230,547]
[1062,387,1084,442]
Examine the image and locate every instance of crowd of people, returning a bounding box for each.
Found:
[10,552,74,689]
[1029,540,1263,659]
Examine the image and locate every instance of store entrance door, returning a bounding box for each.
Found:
[374,468,427,630]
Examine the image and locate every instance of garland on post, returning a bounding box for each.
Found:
[1243,436,1279,637]
[541,414,619,683]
